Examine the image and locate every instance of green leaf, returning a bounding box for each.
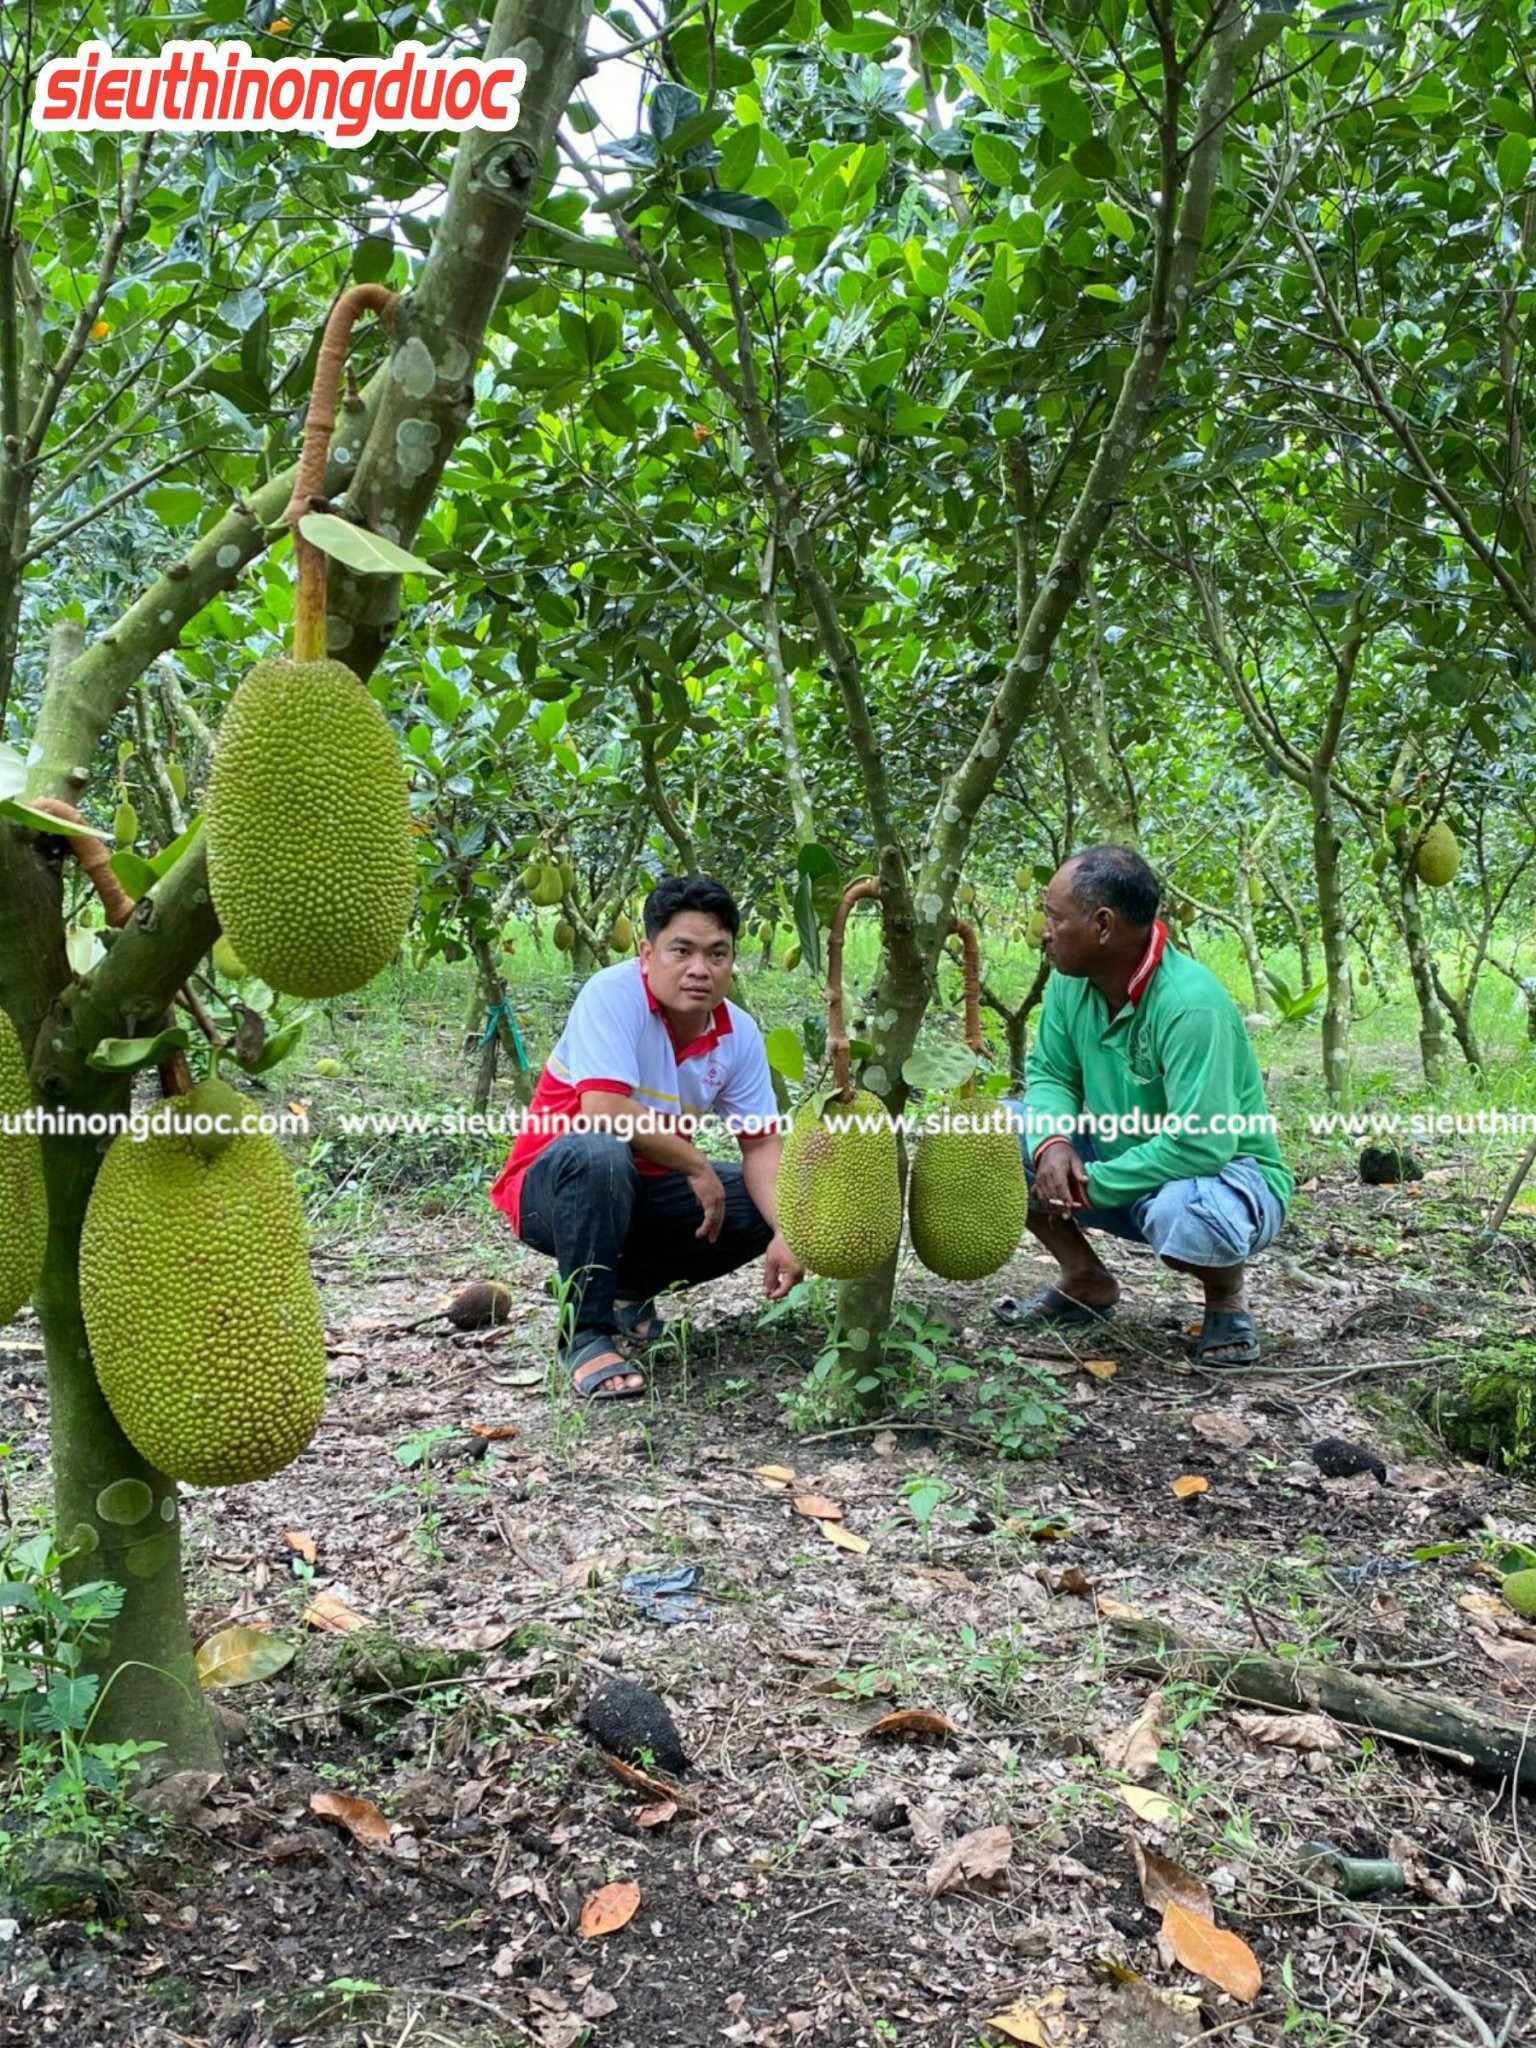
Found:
[792,871,822,978]
[144,485,205,529]
[820,0,854,28]
[298,512,441,579]
[590,384,638,438]
[0,798,94,838]
[233,1019,306,1076]
[971,132,1020,186]
[86,1028,191,1075]
[352,234,395,284]
[735,0,794,46]
[765,1027,806,1085]
[0,742,23,802]
[981,251,1015,341]
[1097,199,1137,243]
[149,814,204,878]
[648,81,701,146]
[679,189,791,239]
[1038,82,1092,145]
[902,1042,978,1093]
[717,123,761,189]
[1496,131,1532,193]
[109,849,158,898]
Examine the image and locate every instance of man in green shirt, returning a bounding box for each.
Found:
[998,846,1292,1365]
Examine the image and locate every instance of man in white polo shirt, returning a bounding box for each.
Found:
[491,876,804,1399]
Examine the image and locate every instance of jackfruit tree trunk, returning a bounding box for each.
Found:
[1233,890,1269,1019]
[37,1132,220,1771]
[1388,838,1449,1086]
[1311,774,1352,1105]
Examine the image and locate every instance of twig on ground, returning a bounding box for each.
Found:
[1297,1876,1514,2048]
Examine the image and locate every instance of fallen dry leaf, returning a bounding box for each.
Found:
[283,1530,317,1565]
[634,1800,677,1827]
[1191,1410,1255,1451]
[579,1880,641,1937]
[467,1421,521,1441]
[755,1464,796,1490]
[820,1520,870,1554]
[1097,1596,1145,1623]
[310,1789,392,1849]
[1130,1835,1212,1919]
[1043,1565,1095,1598]
[926,1824,1013,1897]
[194,1625,295,1689]
[598,1754,700,1812]
[1116,1785,1181,1827]
[1231,1710,1347,1754]
[1476,1633,1536,1677]
[1170,1475,1209,1499]
[302,1590,367,1634]
[1098,1691,1167,1782]
[793,1493,843,1521]
[864,1708,958,1742]
[986,1986,1074,2044]
[1161,1901,1261,2002]
[1081,1357,1119,1381]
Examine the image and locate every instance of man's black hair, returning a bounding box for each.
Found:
[1067,844,1162,928]
[643,875,741,944]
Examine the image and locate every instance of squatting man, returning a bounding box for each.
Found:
[997,845,1293,1366]
[491,876,804,1400]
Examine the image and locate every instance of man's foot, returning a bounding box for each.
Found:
[992,1282,1119,1329]
[566,1334,647,1400]
[1193,1304,1260,1366]
[614,1298,666,1348]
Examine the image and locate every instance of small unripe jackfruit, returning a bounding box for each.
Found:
[205,657,415,998]
[608,914,635,952]
[0,1009,47,1329]
[553,918,575,952]
[113,800,138,849]
[1246,874,1263,909]
[527,863,564,907]
[783,942,802,971]
[1415,821,1459,888]
[1502,1568,1536,1621]
[778,1090,902,1279]
[212,935,248,982]
[167,758,188,804]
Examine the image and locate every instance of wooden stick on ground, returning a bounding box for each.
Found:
[1106,1610,1536,1795]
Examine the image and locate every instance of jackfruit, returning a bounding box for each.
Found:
[0,1009,47,1329]
[167,757,188,804]
[1415,821,1459,888]
[80,1081,325,1486]
[553,918,575,952]
[113,800,138,849]
[313,1057,344,1079]
[909,1097,1028,1281]
[609,914,635,952]
[1026,911,1046,947]
[204,658,415,998]
[166,1074,250,1161]
[777,1089,902,1279]
[1503,1569,1536,1621]
[783,942,802,971]
[526,863,564,907]
[1246,874,1263,909]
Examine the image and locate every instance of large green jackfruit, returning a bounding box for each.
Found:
[909,1096,1028,1281]
[205,657,415,998]
[1415,820,1459,888]
[778,1089,902,1279]
[80,1077,326,1486]
[1,1009,47,1328]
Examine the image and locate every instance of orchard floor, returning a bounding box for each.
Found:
[5,1161,1536,2048]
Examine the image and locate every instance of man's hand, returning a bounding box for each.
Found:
[687,1161,727,1241]
[763,1234,805,1300]
[1034,1140,1091,1215]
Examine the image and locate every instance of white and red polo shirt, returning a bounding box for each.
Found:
[490,959,782,1234]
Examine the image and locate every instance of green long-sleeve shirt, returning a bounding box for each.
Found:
[1020,944,1293,1212]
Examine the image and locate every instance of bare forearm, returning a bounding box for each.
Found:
[741,1137,783,1231]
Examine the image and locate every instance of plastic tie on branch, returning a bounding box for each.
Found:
[825,878,882,1100]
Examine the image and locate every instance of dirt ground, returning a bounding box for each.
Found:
[3,1160,1536,2048]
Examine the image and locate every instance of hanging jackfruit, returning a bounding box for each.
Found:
[609,914,635,952]
[80,1075,326,1486]
[0,1009,47,1329]
[1415,821,1459,888]
[553,919,575,952]
[777,1089,902,1279]
[205,658,415,998]
[526,863,564,907]
[909,1096,1028,1281]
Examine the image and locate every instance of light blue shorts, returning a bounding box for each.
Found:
[1003,1109,1286,1270]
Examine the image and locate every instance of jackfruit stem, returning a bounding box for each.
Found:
[826,878,882,1099]
[283,285,398,662]
[945,916,984,1089]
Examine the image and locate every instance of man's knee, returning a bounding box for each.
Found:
[550,1130,638,1193]
[1139,1179,1254,1268]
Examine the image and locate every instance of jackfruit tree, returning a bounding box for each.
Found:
[0,0,593,1766]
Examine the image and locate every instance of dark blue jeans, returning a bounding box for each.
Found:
[516,1133,773,1353]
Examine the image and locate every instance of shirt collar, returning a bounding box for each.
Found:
[1125,919,1168,1007]
[640,961,732,1059]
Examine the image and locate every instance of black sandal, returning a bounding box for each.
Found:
[567,1334,647,1401]
[614,1298,666,1349]
[991,1286,1116,1330]
[1193,1308,1260,1367]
